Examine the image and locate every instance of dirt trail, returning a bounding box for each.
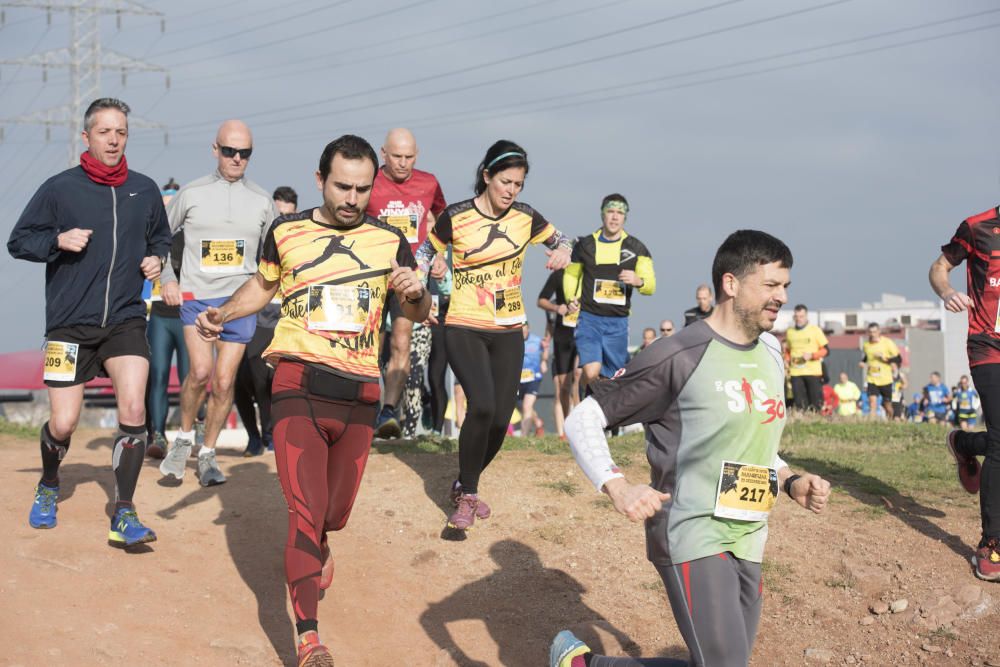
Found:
[0,429,996,666]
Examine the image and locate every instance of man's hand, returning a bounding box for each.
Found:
[390,259,424,301]
[430,254,448,280]
[618,269,643,287]
[941,289,973,313]
[195,307,226,342]
[140,256,162,281]
[162,281,183,307]
[801,352,813,361]
[603,477,671,523]
[567,300,580,313]
[57,228,92,252]
[557,304,569,317]
[541,359,548,375]
[789,474,831,514]
[545,246,571,270]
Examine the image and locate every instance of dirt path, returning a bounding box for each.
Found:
[1,429,996,666]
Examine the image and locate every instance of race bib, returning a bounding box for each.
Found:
[306,285,370,333]
[493,286,526,326]
[200,239,246,273]
[593,279,626,305]
[713,461,777,522]
[960,399,971,409]
[562,307,579,328]
[43,341,78,383]
[520,368,536,383]
[150,278,162,302]
[430,295,440,318]
[381,214,419,244]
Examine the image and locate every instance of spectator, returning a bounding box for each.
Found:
[683,284,714,326]
[659,319,675,337]
[833,372,861,417]
[640,327,656,349]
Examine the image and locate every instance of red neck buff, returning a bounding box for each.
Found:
[79,151,128,187]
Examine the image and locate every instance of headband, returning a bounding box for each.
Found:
[602,200,629,215]
[486,151,525,170]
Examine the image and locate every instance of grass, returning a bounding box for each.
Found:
[0,418,36,439]
[761,559,794,593]
[540,480,579,496]
[928,626,957,642]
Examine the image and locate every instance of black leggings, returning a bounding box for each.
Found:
[428,321,450,431]
[445,327,523,495]
[956,363,1000,541]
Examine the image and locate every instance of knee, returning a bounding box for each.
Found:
[117,396,146,426]
[212,373,237,398]
[48,415,78,440]
[186,364,212,388]
[466,400,495,424]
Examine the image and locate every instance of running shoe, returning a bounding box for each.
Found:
[243,433,265,457]
[971,538,1000,582]
[374,405,401,439]
[447,493,480,530]
[197,451,226,486]
[147,432,168,459]
[28,483,59,529]
[194,421,206,447]
[947,430,981,494]
[449,480,491,519]
[297,631,335,667]
[160,436,192,479]
[108,507,157,548]
[320,543,334,590]
[535,424,545,437]
[549,630,590,667]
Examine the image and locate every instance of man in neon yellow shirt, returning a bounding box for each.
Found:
[834,372,861,417]
[859,323,901,419]
[783,304,829,412]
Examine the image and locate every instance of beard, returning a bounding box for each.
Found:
[733,299,778,340]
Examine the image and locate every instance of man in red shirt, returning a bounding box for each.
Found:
[365,128,446,438]
[931,204,1000,581]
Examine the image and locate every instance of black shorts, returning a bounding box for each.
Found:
[552,333,578,376]
[43,318,149,388]
[868,382,892,402]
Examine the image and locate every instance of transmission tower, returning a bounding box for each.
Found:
[0,1,170,167]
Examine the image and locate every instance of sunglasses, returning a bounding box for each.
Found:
[218,145,252,160]
[661,328,673,333]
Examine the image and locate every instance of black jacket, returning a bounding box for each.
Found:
[7,165,171,334]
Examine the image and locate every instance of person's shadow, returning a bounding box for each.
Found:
[420,539,650,666]
[781,454,970,559]
[156,459,294,665]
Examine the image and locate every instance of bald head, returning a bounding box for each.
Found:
[381,127,418,183]
[695,284,713,312]
[214,120,253,182]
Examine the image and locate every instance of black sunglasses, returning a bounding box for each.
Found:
[661,328,673,333]
[218,145,252,159]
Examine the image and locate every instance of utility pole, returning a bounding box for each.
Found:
[0,1,169,167]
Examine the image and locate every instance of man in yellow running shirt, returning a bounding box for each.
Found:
[834,372,862,417]
[783,304,829,412]
[859,323,901,419]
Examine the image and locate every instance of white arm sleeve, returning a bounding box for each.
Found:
[773,453,788,471]
[565,396,624,492]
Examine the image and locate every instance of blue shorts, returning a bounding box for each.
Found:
[574,311,629,379]
[180,297,256,344]
[519,378,541,399]
[925,406,948,422]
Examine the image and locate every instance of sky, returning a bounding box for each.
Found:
[0,0,998,352]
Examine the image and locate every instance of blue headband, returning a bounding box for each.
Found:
[486,151,524,170]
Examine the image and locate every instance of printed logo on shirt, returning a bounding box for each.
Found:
[715,378,785,424]
[378,199,426,244]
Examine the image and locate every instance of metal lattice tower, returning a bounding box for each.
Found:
[0,1,169,166]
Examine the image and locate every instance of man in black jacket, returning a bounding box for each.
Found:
[7,97,171,548]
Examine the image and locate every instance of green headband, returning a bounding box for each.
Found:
[602,200,628,215]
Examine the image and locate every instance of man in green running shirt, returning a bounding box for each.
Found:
[550,230,831,667]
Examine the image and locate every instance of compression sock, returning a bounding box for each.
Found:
[39,422,69,487]
[296,619,319,635]
[112,423,146,510]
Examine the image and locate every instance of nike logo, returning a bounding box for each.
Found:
[129,192,138,197]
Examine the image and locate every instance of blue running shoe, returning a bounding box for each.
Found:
[549,630,590,667]
[108,507,157,548]
[374,405,401,439]
[29,483,59,529]
[243,433,264,457]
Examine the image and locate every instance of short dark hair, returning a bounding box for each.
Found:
[643,327,656,335]
[272,186,298,206]
[794,304,808,312]
[474,139,529,195]
[161,178,179,191]
[84,97,130,131]
[601,193,628,210]
[318,134,378,182]
[868,322,880,330]
[711,230,793,296]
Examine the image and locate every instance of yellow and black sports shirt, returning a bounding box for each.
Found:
[564,230,655,317]
[428,199,554,331]
[258,210,414,381]
[862,337,900,387]
[784,324,828,377]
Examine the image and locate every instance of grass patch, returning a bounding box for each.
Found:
[824,575,855,590]
[534,525,567,545]
[0,418,37,439]
[540,480,579,496]
[850,505,888,519]
[640,580,663,591]
[761,559,793,593]
[928,626,957,642]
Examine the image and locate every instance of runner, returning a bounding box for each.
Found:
[922,371,951,424]
[549,230,831,667]
[158,120,278,486]
[235,187,299,456]
[414,139,572,531]
[195,134,429,665]
[782,304,829,412]
[365,128,446,439]
[683,284,714,325]
[953,375,980,431]
[8,97,171,547]
[426,252,453,435]
[858,323,900,420]
[519,322,548,437]
[537,267,581,438]
[563,193,656,388]
[931,205,1000,580]
[890,362,908,422]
